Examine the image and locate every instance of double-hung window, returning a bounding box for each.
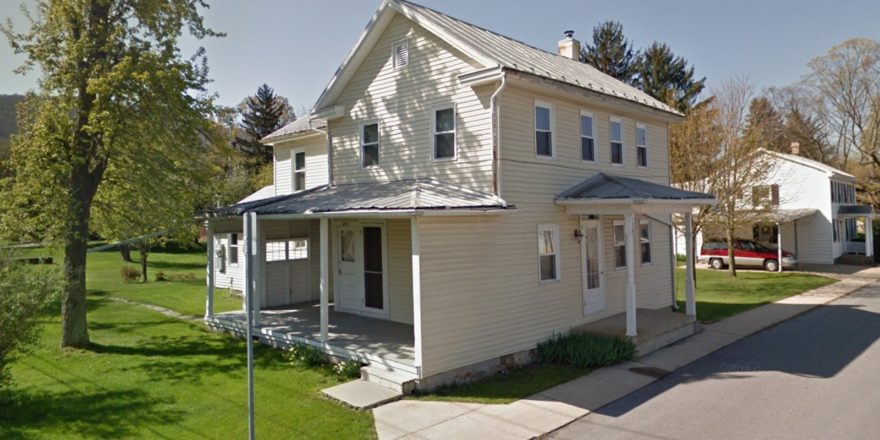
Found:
[639,220,652,265]
[613,221,626,268]
[636,123,647,167]
[580,111,595,161]
[610,118,623,164]
[361,123,380,168]
[432,105,456,160]
[293,150,306,191]
[538,224,560,282]
[535,103,553,157]
[229,233,239,265]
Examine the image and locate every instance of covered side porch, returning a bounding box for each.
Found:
[837,205,876,264]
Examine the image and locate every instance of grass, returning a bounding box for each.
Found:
[3,246,376,439]
[412,364,589,404]
[675,267,836,323]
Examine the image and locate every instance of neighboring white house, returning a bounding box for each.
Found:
[203,0,714,391]
[675,143,876,265]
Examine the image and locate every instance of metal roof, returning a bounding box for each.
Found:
[764,208,819,223]
[837,205,876,217]
[238,185,276,203]
[556,173,715,201]
[214,179,510,216]
[262,118,327,143]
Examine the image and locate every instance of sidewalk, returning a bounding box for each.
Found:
[373,265,880,440]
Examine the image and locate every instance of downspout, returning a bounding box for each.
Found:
[490,70,508,197]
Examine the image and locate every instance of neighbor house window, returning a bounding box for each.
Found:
[288,238,309,260]
[639,220,652,265]
[580,111,595,161]
[752,184,780,206]
[361,122,379,168]
[833,219,839,242]
[265,240,287,262]
[610,118,623,164]
[392,39,408,69]
[538,224,560,282]
[636,123,647,167]
[293,150,306,191]
[613,221,626,268]
[229,233,239,265]
[432,105,456,160]
[535,102,553,157]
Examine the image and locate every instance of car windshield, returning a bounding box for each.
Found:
[753,242,776,252]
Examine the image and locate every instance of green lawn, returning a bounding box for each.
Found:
[3,247,376,439]
[675,267,836,323]
[412,364,589,404]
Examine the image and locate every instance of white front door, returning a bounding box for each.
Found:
[581,219,606,315]
[336,222,362,311]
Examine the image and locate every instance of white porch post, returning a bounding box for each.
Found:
[243,212,261,327]
[684,212,696,317]
[411,216,423,372]
[866,216,874,259]
[776,222,783,273]
[205,221,215,318]
[624,211,637,337]
[319,218,329,345]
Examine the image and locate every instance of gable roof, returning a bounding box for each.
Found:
[557,173,714,201]
[313,0,680,117]
[262,118,328,144]
[762,149,854,181]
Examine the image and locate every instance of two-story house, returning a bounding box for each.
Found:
[676,143,876,265]
[203,0,714,392]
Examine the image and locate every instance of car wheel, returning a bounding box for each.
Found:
[764,259,779,272]
[710,258,724,270]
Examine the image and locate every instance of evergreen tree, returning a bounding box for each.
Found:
[236,84,292,166]
[636,42,706,113]
[745,97,787,151]
[582,21,639,85]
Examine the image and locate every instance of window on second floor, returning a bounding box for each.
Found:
[580,111,595,161]
[293,150,305,191]
[610,118,623,165]
[361,123,380,168]
[636,123,647,167]
[752,184,779,207]
[535,102,553,157]
[432,105,456,160]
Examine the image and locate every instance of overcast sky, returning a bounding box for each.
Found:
[2,0,879,113]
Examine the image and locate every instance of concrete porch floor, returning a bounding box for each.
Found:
[573,308,698,356]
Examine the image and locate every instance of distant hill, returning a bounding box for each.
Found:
[0,94,25,139]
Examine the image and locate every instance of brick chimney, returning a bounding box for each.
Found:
[558,30,580,60]
[790,142,800,155]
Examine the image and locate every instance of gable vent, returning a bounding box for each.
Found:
[393,39,409,69]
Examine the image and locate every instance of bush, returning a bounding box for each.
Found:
[120,266,141,283]
[155,271,169,282]
[285,343,326,367]
[333,360,363,379]
[537,333,636,369]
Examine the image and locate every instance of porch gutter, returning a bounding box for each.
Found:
[254,208,513,221]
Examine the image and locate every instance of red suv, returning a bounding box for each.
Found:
[699,239,797,272]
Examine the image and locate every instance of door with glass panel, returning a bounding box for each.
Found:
[581,219,606,315]
[336,222,362,311]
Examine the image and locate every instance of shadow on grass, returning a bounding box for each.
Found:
[0,388,181,439]
[148,260,205,271]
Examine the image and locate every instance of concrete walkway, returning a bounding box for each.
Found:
[373,265,880,440]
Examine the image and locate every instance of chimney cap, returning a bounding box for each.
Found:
[563,30,575,38]
[790,141,801,155]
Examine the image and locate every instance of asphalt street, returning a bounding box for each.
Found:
[549,282,880,440]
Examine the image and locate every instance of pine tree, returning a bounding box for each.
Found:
[636,42,705,113]
[236,84,291,166]
[745,97,786,151]
[582,21,639,85]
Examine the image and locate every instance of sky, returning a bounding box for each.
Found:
[2,0,879,113]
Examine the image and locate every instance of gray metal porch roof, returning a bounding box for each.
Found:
[764,208,819,223]
[837,205,876,217]
[213,179,510,217]
[556,173,715,202]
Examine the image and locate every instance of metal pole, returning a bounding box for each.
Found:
[245,212,256,440]
[776,222,782,273]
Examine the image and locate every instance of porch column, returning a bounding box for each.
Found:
[319,218,329,344]
[624,211,637,337]
[776,222,783,273]
[243,212,261,327]
[684,212,696,317]
[866,216,874,259]
[205,220,215,318]
[411,216,423,370]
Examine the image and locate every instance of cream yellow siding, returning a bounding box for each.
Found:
[274,135,329,196]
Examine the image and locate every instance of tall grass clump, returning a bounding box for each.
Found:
[537,333,636,368]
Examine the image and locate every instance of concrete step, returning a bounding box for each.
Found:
[361,364,419,394]
[635,320,699,357]
[322,379,403,410]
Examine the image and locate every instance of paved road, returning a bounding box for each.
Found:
[549,282,880,440]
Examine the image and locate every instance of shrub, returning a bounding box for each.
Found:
[537,333,636,369]
[334,360,362,379]
[155,271,169,282]
[285,343,326,367]
[168,272,197,282]
[120,266,141,283]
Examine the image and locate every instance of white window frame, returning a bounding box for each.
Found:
[360,121,380,169]
[431,104,457,161]
[535,101,555,159]
[288,238,309,260]
[265,240,288,262]
[292,148,306,192]
[610,117,624,166]
[392,38,408,69]
[537,224,561,283]
[639,219,652,266]
[636,122,647,168]
[228,233,239,266]
[613,220,626,269]
[580,110,596,162]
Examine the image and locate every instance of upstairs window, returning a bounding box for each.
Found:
[361,123,380,168]
[535,103,554,157]
[293,150,306,191]
[538,224,560,282]
[580,111,595,161]
[229,233,239,265]
[752,184,779,206]
[610,118,623,164]
[432,105,456,160]
[636,123,647,167]
[392,39,408,69]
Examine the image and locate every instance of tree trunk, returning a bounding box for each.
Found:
[60,184,92,348]
[726,228,737,277]
[138,241,150,283]
[119,243,133,262]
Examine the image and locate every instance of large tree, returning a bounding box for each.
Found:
[236,84,294,167]
[2,0,220,348]
[582,21,640,85]
[636,42,706,113]
[745,96,787,152]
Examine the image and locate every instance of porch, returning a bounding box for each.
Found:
[574,308,699,356]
